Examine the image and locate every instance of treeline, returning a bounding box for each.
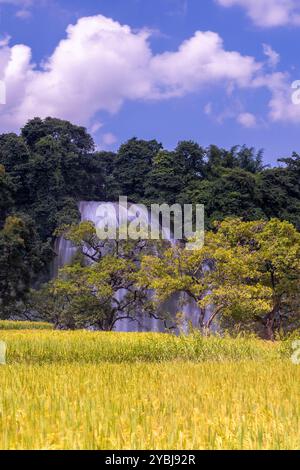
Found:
[45,217,299,339]
[1,116,300,318]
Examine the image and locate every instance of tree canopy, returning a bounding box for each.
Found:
[138,218,300,339]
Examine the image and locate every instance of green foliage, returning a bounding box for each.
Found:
[0,165,14,226]
[138,218,300,339]
[1,115,300,326]
[0,215,44,316]
[32,222,154,329]
[114,137,162,201]
[0,118,108,315]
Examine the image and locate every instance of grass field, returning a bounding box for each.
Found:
[0,324,299,450]
[0,320,53,330]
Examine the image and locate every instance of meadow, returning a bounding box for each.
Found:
[0,320,53,330]
[0,324,299,450]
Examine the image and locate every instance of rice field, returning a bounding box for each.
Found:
[0,320,53,330]
[0,324,299,450]
[0,329,284,364]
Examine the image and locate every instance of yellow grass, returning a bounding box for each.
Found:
[0,320,53,330]
[0,329,283,363]
[0,327,299,450]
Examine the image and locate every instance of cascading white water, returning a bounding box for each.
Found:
[79,201,167,332]
[54,201,205,332]
[52,237,78,278]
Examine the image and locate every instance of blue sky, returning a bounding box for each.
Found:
[0,0,300,164]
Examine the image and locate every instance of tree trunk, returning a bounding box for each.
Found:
[203,306,223,333]
[198,307,206,329]
[265,315,275,341]
[264,304,280,341]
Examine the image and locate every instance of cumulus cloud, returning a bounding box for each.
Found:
[216,0,300,27]
[150,30,260,97]
[0,14,263,132]
[0,14,299,131]
[237,112,257,127]
[0,16,153,130]
[253,72,300,123]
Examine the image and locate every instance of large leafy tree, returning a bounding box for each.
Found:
[0,215,43,317]
[0,134,30,207]
[144,150,186,204]
[144,141,205,204]
[0,165,14,227]
[114,138,162,201]
[43,256,144,330]
[138,218,300,339]
[184,168,264,227]
[257,153,300,230]
[33,221,157,330]
[0,117,109,242]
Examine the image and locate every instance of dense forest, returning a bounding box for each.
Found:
[1,117,300,336]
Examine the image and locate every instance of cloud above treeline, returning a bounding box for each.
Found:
[0,14,298,132]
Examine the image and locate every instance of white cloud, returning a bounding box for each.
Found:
[216,0,300,27]
[237,112,257,127]
[90,122,103,135]
[150,30,260,97]
[0,16,154,130]
[0,14,262,132]
[253,72,300,123]
[263,43,280,68]
[1,13,299,131]
[0,35,11,47]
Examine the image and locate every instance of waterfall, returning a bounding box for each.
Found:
[53,201,205,332]
[51,237,78,278]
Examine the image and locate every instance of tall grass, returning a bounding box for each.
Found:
[0,361,299,450]
[0,330,283,364]
[0,329,298,450]
[0,320,53,330]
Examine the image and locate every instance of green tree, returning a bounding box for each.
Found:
[144,150,186,204]
[0,215,43,317]
[0,133,30,207]
[257,154,300,230]
[34,221,155,330]
[0,165,14,227]
[138,218,300,339]
[114,138,162,201]
[183,168,264,228]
